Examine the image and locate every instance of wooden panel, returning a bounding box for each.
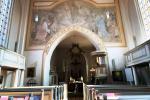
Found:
[0,91,52,99]
[44,94,52,100]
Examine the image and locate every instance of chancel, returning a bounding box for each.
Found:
[69,43,85,82]
[0,0,150,99]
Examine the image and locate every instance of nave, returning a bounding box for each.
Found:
[0,0,150,99]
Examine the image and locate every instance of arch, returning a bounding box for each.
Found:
[42,25,106,85]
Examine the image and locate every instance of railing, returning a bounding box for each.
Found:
[124,39,150,66]
[83,83,90,100]
[0,48,25,69]
[0,84,68,100]
[84,85,150,100]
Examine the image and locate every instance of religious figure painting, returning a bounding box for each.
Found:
[26,0,125,49]
[30,13,54,45]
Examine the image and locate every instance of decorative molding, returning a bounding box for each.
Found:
[86,0,115,7]
[33,1,55,7]
[32,0,116,9]
[44,25,106,54]
[32,0,65,10]
[91,0,114,4]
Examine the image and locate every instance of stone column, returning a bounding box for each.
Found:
[12,69,19,87]
[19,70,24,86]
[1,69,7,88]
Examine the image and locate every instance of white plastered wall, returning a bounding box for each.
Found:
[24,50,43,86]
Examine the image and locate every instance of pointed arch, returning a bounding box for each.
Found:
[42,25,106,85]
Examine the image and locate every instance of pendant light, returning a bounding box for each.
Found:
[34,4,39,22]
[35,14,39,22]
[106,10,110,19]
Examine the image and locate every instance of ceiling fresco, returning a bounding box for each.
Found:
[26,0,125,49]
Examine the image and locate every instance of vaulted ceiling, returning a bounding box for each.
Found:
[57,32,96,51]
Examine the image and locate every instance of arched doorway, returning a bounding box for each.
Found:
[43,26,106,86]
[50,33,96,84]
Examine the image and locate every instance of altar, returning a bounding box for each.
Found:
[68,81,83,98]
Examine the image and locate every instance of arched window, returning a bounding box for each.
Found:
[137,0,150,34]
[0,0,13,47]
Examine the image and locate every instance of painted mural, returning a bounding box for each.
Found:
[28,0,124,48]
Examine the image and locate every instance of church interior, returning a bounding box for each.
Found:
[0,0,150,99]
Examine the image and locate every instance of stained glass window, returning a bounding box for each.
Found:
[0,0,12,47]
[137,0,150,34]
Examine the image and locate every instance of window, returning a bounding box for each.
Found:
[0,0,13,47]
[137,0,150,34]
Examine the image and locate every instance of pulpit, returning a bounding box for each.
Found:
[90,51,108,84]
